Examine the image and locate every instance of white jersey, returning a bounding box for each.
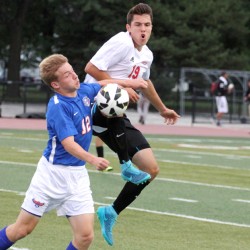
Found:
[84,31,153,83]
[130,45,153,80]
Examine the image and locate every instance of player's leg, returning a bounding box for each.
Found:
[96,118,158,246]
[137,95,143,124]
[0,157,53,249]
[92,106,150,184]
[124,117,159,180]
[95,136,113,172]
[106,116,151,184]
[0,210,40,249]
[110,131,159,214]
[95,136,104,157]
[142,97,150,124]
[111,121,159,213]
[67,214,94,250]
[131,148,159,180]
[62,165,95,250]
[215,96,222,125]
[216,96,228,126]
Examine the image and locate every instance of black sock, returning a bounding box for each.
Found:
[96,146,104,157]
[112,181,150,214]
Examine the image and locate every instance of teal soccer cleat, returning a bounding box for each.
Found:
[121,160,151,185]
[97,206,117,246]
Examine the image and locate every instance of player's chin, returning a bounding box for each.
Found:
[75,82,80,89]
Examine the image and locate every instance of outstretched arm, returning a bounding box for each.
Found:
[61,136,109,171]
[141,79,180,125]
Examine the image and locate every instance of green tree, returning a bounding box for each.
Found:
[1,0,250,85]
[149,0,250,70]
[0,0,34,81]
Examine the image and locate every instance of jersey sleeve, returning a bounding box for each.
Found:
[80,83,101,102]
[90,36,132,71]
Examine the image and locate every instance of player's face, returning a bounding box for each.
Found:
[54,62,80,96]
[126,14,152,51]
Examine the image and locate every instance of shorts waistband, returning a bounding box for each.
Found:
[40,156,86,171]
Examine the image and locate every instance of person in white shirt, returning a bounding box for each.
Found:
[84,3,180,246]
[137,92,150,124]
[215,72,229,126]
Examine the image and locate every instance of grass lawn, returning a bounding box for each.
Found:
[0,130,249,249]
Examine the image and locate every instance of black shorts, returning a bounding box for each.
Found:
[92,106,150,159]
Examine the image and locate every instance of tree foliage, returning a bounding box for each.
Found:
[0,0,250,82]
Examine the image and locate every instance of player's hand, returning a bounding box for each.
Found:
[160,109,180,125]
[125,78,148,89]
[91,157,110,171]
[125,88,140,103]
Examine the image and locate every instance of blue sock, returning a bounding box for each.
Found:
[66,241,77,250]
[0,226,14,250]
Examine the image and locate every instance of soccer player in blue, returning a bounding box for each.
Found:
[0,54,149,250]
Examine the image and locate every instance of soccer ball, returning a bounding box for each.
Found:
[96,83,129,117]
[228,83,234,93]
[228,83,234,90]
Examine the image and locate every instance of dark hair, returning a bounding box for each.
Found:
[127,3,153,24]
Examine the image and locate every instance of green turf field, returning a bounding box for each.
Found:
[0,129,250,250]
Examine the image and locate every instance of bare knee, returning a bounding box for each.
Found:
[7,224,34,242]
[17,227,33,239]
[74,232,94,249]
[149,164,160,180]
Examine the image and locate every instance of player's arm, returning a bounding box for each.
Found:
[61,136,109,170]
[141,79,180,124]
[85,62,110,81]
[86,62,148,90]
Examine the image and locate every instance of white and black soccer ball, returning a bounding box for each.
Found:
[96,83,129,117]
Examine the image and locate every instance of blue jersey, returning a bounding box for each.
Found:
[43,83,101,166]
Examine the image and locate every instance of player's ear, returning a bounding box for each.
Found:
[51,81,60,89]
[126,24,130,32]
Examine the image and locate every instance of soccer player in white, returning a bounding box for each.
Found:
[84,3,180,246]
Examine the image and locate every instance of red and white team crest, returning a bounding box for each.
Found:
[82,96,90,106]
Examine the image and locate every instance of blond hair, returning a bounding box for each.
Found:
[39,54,68,87]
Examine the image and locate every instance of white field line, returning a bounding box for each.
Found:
[105,151,249,171]
[1,188,250,228]
[147,137,250,145]
[95,202,250,228]
[155,177,250,192]
[1,160,250,229]
[178,143,250,150]
[0,136,46,142]
[2,135,250,158]
[232,199,250,204]
[158,160,240,171]
[160,159,236,170]
[1,134,247,145]
[0,160,250,192]
[106,196,199,203]
[153,148,250,159]
[0,161,36,167]
[0,188,25,196]
[10,247,30,250]
[169,197,198,203]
